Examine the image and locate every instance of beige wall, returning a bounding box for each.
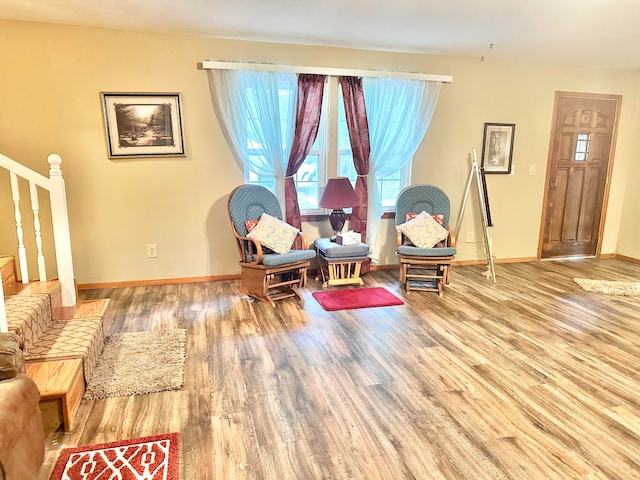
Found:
[616,91,640,259]
[1,19,639,284]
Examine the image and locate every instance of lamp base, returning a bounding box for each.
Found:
[328,209,346,241]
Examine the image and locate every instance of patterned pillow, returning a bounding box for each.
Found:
[406,212,444,225]
[244,219,275,253]
[403,212,446,247]
[396,211,449,249]
[245,219,260,233]
[246,213,299,254]
[407,213,445,245]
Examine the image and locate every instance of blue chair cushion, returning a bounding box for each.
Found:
[314,238,369,259]
[397,245,456,257]
[258,249,317,267]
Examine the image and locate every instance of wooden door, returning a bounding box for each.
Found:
[539,92,621,259]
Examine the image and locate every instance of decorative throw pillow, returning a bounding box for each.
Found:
[405,211,419,222]
[396,211,449,249]
[406,212,444,225]
[246,213,299,255]
[403,212,447,247]
[244,219,260,233]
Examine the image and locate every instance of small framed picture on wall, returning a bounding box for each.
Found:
[101,92,186,158]
[481,123,515,174]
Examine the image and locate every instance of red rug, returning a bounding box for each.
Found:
[50,433,179,480]
[312,287,404,311]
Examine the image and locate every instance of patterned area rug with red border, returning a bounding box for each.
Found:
[312,286,404,311]
[50,433,179,480]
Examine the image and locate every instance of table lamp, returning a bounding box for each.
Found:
[319,177,360,241]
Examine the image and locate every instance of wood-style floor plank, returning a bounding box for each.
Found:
[39,259,640,479]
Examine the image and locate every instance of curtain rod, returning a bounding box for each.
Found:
[201,60,453,83]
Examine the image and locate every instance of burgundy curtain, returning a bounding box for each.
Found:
[339,76,370,239]
[285,74,326,237]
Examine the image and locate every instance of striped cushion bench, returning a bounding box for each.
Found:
[5,294,106,383]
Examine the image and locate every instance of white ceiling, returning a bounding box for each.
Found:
[3,0,640,70]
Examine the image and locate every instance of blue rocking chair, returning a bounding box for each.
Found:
[228,184,316,306]
[395,185,457,296]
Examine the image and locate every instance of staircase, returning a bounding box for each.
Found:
[1,255,112,384]
[1,152,77,332]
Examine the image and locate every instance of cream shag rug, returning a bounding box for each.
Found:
[573,278,640,297]
[84,329,186,400]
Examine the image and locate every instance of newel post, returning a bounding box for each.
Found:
[48,154,76,307]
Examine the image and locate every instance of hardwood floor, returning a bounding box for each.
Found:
[39,259,640,479]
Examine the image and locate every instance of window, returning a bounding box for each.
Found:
[244,76,412,213]
[246,111,328,210]
[336,86,410,209]
[280,77,329,211]
[244,73,296,193]
[575,132,590,162]
[246,170,275,192]
[294,115,326,210]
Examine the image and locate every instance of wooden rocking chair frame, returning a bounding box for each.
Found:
[227,185,315,307]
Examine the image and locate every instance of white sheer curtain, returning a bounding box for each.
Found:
[208,69,297,208]
[362,77,442,262]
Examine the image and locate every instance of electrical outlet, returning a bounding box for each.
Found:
[146,243,158,258]
[466,231,474,242]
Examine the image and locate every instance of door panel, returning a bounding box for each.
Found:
[548,169,567,243]
[580,170,600,240]
[540,92,621,259]
[562,168,584,241]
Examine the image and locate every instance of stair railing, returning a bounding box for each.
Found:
[1,153,76,331]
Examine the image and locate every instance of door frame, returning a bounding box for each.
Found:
[537,91,622,260]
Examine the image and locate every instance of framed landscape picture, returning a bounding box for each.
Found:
[101,92,186,158]
[481,123,515,174]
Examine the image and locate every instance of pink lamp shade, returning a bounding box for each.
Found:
[319,177,359,239]
[319,177,359,209]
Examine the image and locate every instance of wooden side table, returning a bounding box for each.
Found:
[26,358,85,432]
[314,238,369,288]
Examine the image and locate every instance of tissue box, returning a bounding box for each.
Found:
[336,230,361,245]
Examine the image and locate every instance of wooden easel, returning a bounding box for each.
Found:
[454,148,496,283]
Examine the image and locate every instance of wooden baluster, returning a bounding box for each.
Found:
[10,172,29,284]
[30,181,47,281]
